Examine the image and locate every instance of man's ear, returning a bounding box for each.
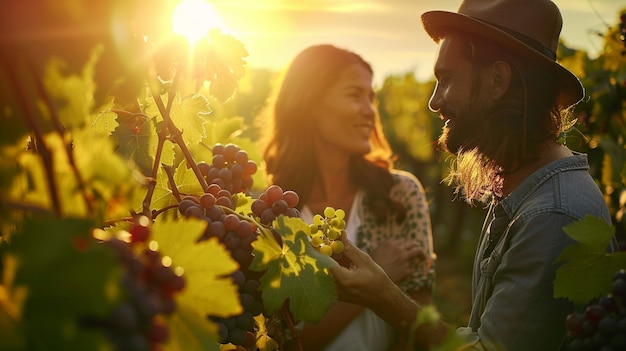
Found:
[490,61,511,100]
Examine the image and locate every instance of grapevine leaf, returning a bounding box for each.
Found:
[149,167,175,212]
[554,215,624,305]
[148,162,205,213]
[203,29,248,102]
[235,193,254,216]
[111,114,155,175]
[203,115,246,143]
[151,217,242,319]
[72,130,139,219]
[144,94,210,145]
[254,315,279,351]
[559,215,615,254]
[87,99,118,137]
[4,214,121,350]
[554,251,626,305]
[173,94,211,145]
[174,161,205,197]
[43,56,96,129]
[165,303,220,351]
[250,216,338,323]
[13,133,87,216]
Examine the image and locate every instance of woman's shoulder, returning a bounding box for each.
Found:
[390,169,421,186]
[389,169,426,196]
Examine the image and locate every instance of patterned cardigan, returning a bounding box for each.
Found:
[353,169,436,292]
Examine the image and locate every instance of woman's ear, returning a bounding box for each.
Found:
[490,61,511,100]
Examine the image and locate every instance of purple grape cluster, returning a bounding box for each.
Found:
[564,269,626,351]
[197,143,257,194]
[210,269,263,348]
[250,185,300,225]
[177,182,264,347]
[83,232,185,351]
[177,184,257,268]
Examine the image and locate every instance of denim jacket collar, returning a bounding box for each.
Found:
[497,153,589,219]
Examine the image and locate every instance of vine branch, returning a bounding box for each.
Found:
[29,60,94,215]
[148,70,209,194]
[4,57,61,217]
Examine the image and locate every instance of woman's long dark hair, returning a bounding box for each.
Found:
[258,44,406,222]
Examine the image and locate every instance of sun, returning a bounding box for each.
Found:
[172,0,223,44]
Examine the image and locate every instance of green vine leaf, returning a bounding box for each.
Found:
[112,114,157,175]
[144,93,210,145]
[1,214,121,350]
[165,303,220,351]
[88,99,118,137]
[202,29,248,102]
[250,216,338,323]
[173,162,205,197]
[554,215,626,305]
[72,129,139,219]
[43,53,98,129]
[151,216,241,349]
[13,133,87,216]
[148,162,205,213]
[234,193,254,216]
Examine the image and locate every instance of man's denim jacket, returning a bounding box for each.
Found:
[457,153,616,351]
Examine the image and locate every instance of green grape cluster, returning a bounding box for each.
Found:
[308,207,346,256]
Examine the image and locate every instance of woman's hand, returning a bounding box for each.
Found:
[371,239,425,283]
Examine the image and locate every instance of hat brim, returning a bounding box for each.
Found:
[422,10,584,108]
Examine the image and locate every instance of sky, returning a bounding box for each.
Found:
[209,0,625,85]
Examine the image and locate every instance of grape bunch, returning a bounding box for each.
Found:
[563,269,626,351]
[210,269,263,348]
[177,184,257,268]
[177,184,264,348]
[197,143,257,194]
[250,185,300,225]
[308,207,346,257]
[84,217,185,351]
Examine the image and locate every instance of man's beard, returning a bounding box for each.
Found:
[438,101,505,203]
[437,102,487,154]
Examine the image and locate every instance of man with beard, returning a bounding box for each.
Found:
[329,0,618,350]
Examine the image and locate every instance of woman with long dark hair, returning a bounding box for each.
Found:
[259,44,436,350]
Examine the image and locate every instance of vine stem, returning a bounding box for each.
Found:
[141,116,169,217]
[3,57,62,217]
[162,164,183,203]
[280,304,303,351]
[29,60,94,215]
[148,71,209,194]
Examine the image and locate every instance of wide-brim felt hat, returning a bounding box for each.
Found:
[421,0,584,108]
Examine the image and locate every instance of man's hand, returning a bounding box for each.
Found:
[329,235,395,306]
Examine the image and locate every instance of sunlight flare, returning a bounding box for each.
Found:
[172,0,223,43]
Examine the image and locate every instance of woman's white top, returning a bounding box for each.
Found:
[300,190,395,351]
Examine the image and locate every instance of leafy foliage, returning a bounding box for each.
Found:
[1,1,625,350]
[1,215,121,350]
[251,216,338,323]
[554,215,626,305]
[0,0,337,348]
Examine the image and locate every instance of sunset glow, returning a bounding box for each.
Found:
[172,0,223,44]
